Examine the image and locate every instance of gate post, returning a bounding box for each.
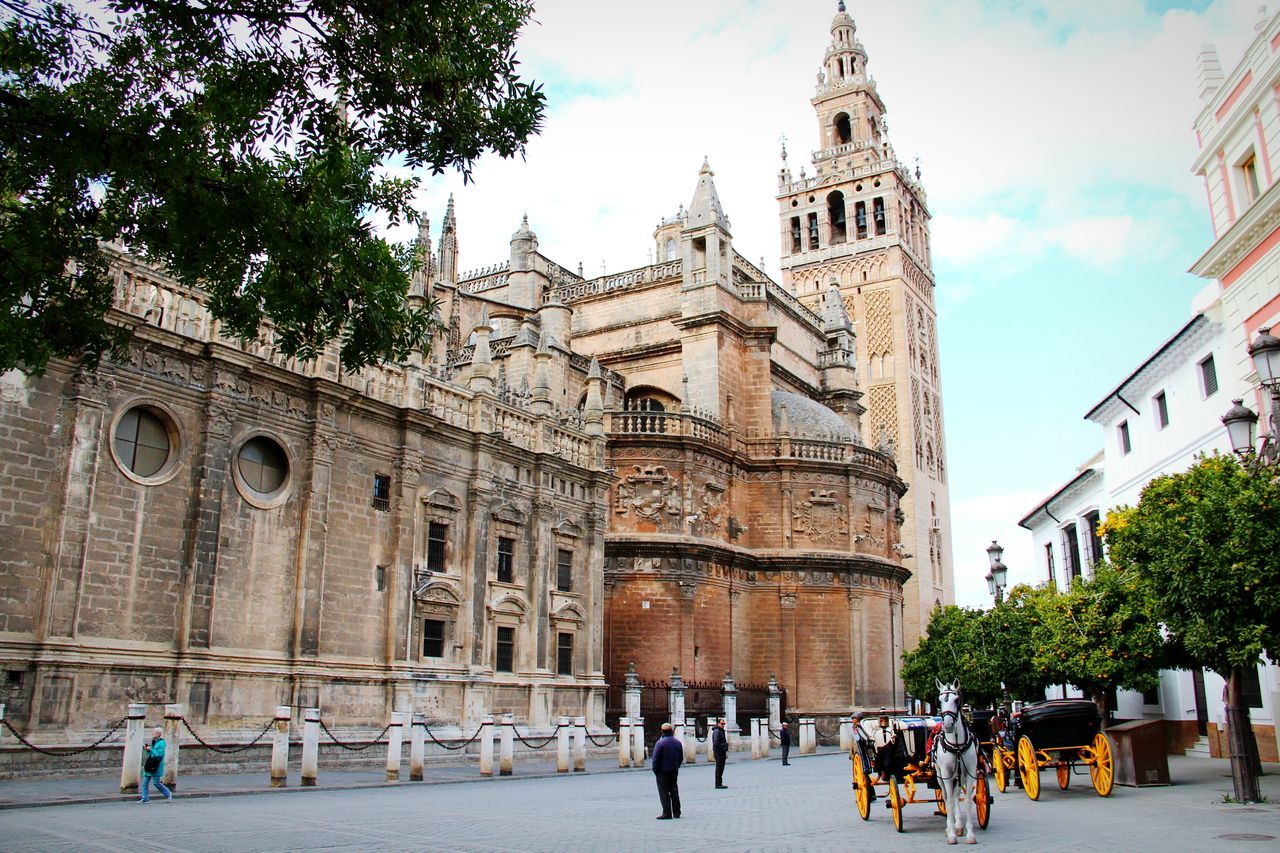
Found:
[120,702,146,793]
[573,716,587,772]
[410,713,426,781]
[384,711,404,782]
[618,717,632,767]
[668,665,686,726]
[767,674,782,747]
[162,704,182,790]
[802,718,817,754]
[479,714,495,776]
[557,716,570,772]
[684,717,697,764]
[631,715,645,766]
[270,705,291,787]
[705,715,717,762]
[840,717,853,752]
[301,708,320,786]
[624,663,641,721]
[760,718,770,759]
[750,718,761,759]
[721,672,739,741]
[499,714,514,776]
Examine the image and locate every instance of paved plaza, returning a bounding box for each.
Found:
[0,752,1277,851]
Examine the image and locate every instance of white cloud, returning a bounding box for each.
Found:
[948,487,1058,609]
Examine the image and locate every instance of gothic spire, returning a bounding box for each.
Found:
[686,158,731,233]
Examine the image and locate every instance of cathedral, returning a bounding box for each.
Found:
[0,3,951,741]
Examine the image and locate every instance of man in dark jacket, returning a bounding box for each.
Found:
[780,721,792,765]
[651,722,683,819]
[712,718,729,789]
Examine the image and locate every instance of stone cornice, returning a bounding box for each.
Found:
[1189,181,1280,281]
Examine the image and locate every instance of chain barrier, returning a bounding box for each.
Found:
[416,721,486,751]
[694,731,708,743]
[512,723,563,750]
[319,720,391,752]
[0,717,126,757]
[585,730,618,747]
[180,718,275,754]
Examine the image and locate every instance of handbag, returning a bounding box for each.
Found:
[143,753,161,774]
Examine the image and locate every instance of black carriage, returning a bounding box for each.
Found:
[1012,699,1114,800]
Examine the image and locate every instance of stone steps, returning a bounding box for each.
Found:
[1185,734,1212,757]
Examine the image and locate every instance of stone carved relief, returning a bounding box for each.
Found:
[614,464,682,529]
[779,592,797,609]
[792,489,848,544]
[861,506,886,550]
[697,480,726,536]
[866,384,897,448]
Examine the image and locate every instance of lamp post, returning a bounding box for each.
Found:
[1222,326,1280,467]
[984,540,1008,605]
[1217,325,1278,804]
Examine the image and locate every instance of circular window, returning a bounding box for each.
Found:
[855,183,863,192]
[111,405,181,484]
[234,435,291,506]
[808,195,816,203]
[791,200,798,207]
[873,179,881,188]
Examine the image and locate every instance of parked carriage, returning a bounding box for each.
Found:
[1011,699,1114,799]
[849,711,992,833]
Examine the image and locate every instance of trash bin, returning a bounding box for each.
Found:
[1108,719,1170,786]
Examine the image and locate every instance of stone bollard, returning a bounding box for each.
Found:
[557,716,570,772]
[301,708,320,787]
[631,716,645,766]
[573,716,587,772]
[839,718,853,753]
[760,718,770,759]
[120,702,146,793]
[705,716,717,763]
[802,718,817,754]
[618,717,632,768]
[410,713,426,782]
[684,717,697,764]
[767,674,782,747]
[162,704,183,790]
[385,712,405,782]
[479,715,495,776]
[270,705,291,787]
[499,714,514,776]
[750,718,761,759]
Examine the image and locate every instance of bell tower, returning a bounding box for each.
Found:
[777,1,953,647]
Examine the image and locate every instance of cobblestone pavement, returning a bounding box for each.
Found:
[0,753,1277,852]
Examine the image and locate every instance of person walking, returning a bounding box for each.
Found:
[139,727,173,803]
[780,721,792,765]
[712,718,729,789]
[651,722,683,820]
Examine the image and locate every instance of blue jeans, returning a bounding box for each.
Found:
[140,774,171,802]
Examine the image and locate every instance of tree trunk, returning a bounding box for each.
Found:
[1225,666,1261,803]
[1090,688,1109,729]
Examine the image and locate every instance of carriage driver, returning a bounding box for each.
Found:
[870,708,900,784]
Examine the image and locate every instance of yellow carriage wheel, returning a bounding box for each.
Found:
[992,746,1008,792]
[1088,733,1114,797]
[935,785,947,816]
[852,753,871,820]
[889,776,904,833]
[1057,763,1070,790]
[1017,735,1041,801]
[974,773,991,829]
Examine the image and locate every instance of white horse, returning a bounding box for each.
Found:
[933,680,980,845]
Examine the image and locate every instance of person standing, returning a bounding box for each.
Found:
[712,718,729,789]
[139,727,173,803]
[780,721,792,766]
[651,722,683,820]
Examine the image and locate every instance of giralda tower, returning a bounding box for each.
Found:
[778,2,953,647]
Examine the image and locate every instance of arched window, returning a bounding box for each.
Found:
[664,238,677,261]
[624,389,679,434]
[834,112,852,145]
[827,191,847,244]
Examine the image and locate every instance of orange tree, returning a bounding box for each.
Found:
[1103,453,1280,803]
[1027,563,1165,724]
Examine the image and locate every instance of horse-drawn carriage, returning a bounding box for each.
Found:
[850,686,992,840]
[1007,699,1114,800]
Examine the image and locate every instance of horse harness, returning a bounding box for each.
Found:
[933,688,978,782]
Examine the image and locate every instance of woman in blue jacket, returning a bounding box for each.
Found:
[140,727,173,803]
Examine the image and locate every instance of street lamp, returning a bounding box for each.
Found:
[985,539,1008,604]
[1221,326,1280,467]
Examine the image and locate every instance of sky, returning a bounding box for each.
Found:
[394,0,1266,607]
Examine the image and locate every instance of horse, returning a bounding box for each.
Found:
[933,679,980,845]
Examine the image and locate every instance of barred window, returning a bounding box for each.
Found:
[426,522,447,572]
[372,473,391,511]
[556,549,573,593]
[422,619,445,658]
[557,632,574,676]
[496,537,515,583]
[496,626,515,673]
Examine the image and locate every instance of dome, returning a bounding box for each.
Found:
[771,390,860,444]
